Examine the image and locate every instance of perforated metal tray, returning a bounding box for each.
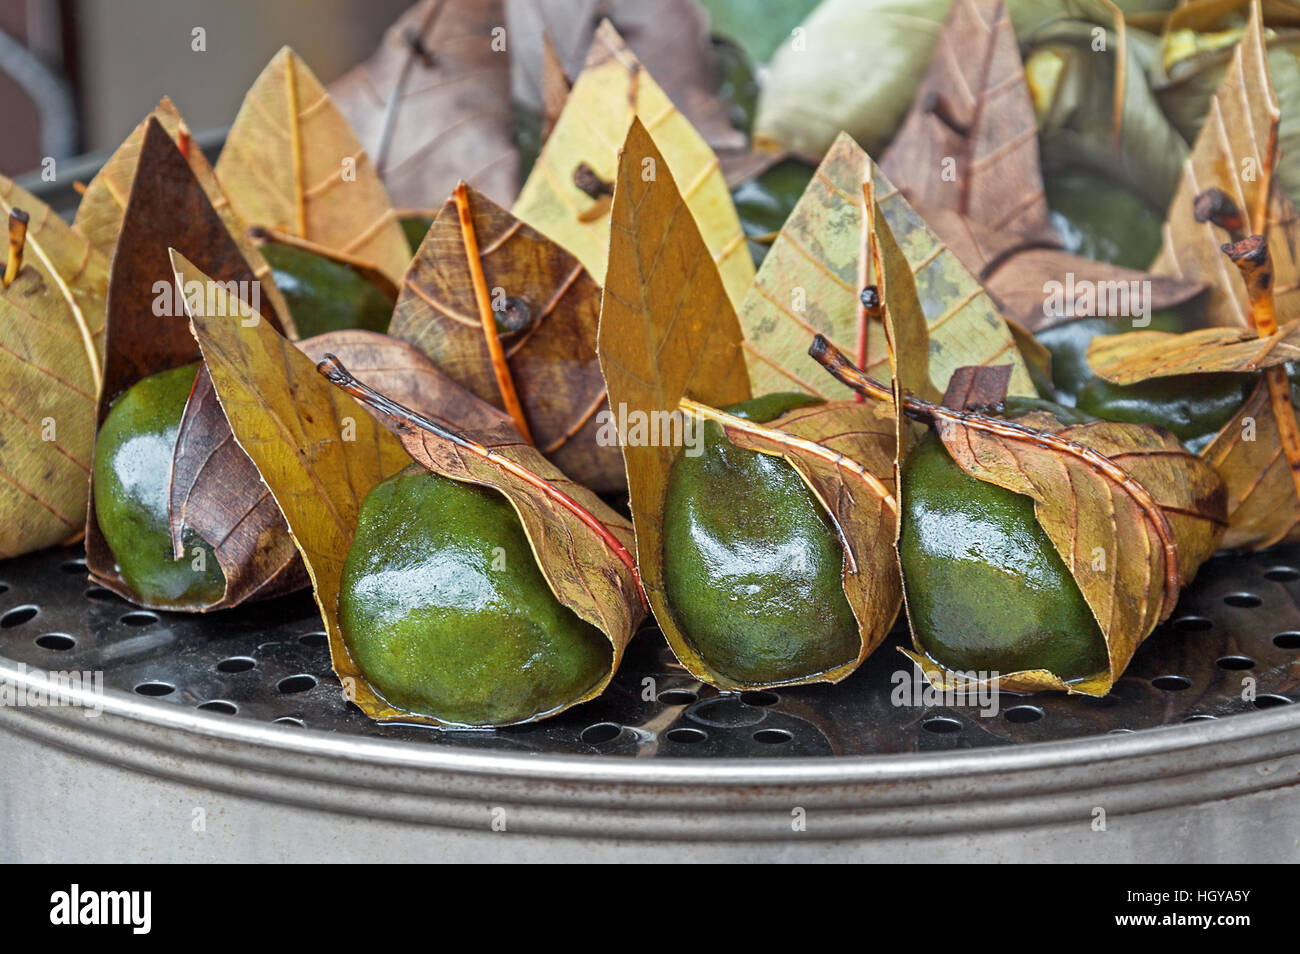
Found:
[2,544,1299,861]
[0,542,1296,755]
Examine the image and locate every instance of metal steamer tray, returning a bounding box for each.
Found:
[4,148,1300,864]
[1,540,1298,862]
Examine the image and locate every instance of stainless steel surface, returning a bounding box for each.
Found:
[1,545,1299,861]
[1,546,1298,755]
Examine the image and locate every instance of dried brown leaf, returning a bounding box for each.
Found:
[330,0,519,208]
[738,132,1035,400]
[506,0,744,152]
[1088,320,1300,383]
[880,0,1053,239]
[86,119,292,610]
[390,183,623,492]
[512,20,753,307]
[1153,6,1300,328]
[1200,379,1300,548]
[175,252,413,716]
[597,117,756,686]
[73,97,294,335]
[913,414,1227,694]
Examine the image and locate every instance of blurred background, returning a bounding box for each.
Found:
[0,0,412,177]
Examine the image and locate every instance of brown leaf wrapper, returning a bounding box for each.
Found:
[166,330,493,610]
[174,252,409,719]
[512,20,753,307]
[0,176,107,558]
[1083,6,1300,549]
[1152,6,1300,330]
[166,365,307,608]
[877,0,1203,334]
[819,190,1228,697]
[904,414,1227,696]
[330,0,520,209]
[319,358,645,724]
[390,183,624,493]
[680,399,903,682]
[599,118,900,688]
[178,252,640,725]
[738,132,1036,401]
[84,118,292,611]
[1201,379,1300,549]
[73,97,296,338]
[880,0,1054,241]
[596,118,753,686]
[941,364,1013,412]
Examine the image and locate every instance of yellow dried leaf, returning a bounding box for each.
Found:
[216,47,410,288]
[513,20,753,307]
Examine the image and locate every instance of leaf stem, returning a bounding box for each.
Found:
[1224,235,1276,335]
[1193,188,1245,237]
[453,182,534,444]
[3,209,27,288]
[317,353,644,605]
[809,333,1182,616]
[376,0,448,174]
[1253,122,1279,240]
[855,180,879,402]
[1223,234,1300,512]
